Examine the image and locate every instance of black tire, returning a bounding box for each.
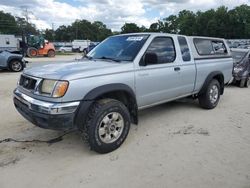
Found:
[239,79,246,88]
[83,99,131,154]
[47,50,55,57]
[244,78,249,88]
[9,60,24,72]
[27,47,38,58]
[198,79,221,109]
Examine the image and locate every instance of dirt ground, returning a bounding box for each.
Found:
[0,57,250,188]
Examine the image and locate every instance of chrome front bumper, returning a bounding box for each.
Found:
[13,89,81,130]
[14,89,80,115]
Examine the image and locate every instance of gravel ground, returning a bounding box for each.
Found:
[0,58,250,188]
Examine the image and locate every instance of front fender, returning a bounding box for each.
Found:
[74,83,138,129]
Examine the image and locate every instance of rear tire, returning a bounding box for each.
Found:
[198,79,221,109]
[244,77,249,88]
[83,99,130,154]
[27,47,38,58]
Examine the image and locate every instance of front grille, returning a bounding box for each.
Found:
[19,75,37,90]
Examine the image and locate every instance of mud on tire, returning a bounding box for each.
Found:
[198,79,221,109]
[83,99,131,154]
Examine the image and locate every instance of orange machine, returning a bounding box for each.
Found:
[27,42,55,58]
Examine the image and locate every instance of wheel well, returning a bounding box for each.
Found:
[8,58,22,69]
[199,72,225,96]
[96,90,138,124]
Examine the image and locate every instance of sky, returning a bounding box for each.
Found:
[0,0,249,31]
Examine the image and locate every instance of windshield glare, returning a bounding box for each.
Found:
[88,35,149,62]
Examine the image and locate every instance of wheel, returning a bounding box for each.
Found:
[198,79,221,109]
[244,78,250,88]
[9,60,24,72]
[239,79,246,88]
[83,99,131,154]
[27,47,38,57]
[47,50,55,57]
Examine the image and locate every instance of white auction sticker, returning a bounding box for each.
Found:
[126,36,144,41]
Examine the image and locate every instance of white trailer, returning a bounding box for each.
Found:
[72,39,91,52]
[0,34,19,51]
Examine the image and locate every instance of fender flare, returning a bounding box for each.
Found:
[199,71,225,95]
[84,83,136,100]
[74,83,138,129]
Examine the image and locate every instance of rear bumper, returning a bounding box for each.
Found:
[13,89,80,130]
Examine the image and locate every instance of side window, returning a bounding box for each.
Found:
[211,41,227,54]
[194,39,214,55]
[178,36,191,61]
[194,38,228,55]
[145,37,176,65]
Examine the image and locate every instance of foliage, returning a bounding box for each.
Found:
[121,23,142,34]
[1,4,250,40]
[144,4,250,39]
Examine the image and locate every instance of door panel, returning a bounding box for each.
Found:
[136,63,182,107]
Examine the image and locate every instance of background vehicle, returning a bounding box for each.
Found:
[0,51,26,72]
[14,33,233,153]
[84,42,99,54]
[0,34,19,52]
[26,35,56,58]
[58,45,72,53]
[231,48,250,87]
[72,39,91,52]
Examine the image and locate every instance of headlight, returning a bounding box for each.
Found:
[41,79,56,94]
[40,79,69,98]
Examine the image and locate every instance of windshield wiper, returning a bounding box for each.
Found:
[95,56,121,62]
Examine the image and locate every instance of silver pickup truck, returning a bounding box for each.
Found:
[13,33,233,153]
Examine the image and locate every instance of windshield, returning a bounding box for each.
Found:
[88,34,149,62]
[231,51,248,63]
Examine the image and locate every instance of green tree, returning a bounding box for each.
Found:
[177,10,197,35]
[0,11,18,34]
[121,23,141,33]
[43,29,54,41]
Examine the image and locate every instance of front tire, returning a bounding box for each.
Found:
[84,99,130,154]
[47,50,55,57]
[198,79,221,109]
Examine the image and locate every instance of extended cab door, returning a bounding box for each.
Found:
[135,36,196,108]
[175,36,196,96]
[135,36,179,107]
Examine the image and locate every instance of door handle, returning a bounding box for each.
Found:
[174,67,181,71]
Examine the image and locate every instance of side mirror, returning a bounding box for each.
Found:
[140,52,158,66]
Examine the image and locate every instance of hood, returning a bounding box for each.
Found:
[23,59,134,80]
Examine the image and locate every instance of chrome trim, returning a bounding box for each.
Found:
[14,89,80,115]
[19,74,43,94]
